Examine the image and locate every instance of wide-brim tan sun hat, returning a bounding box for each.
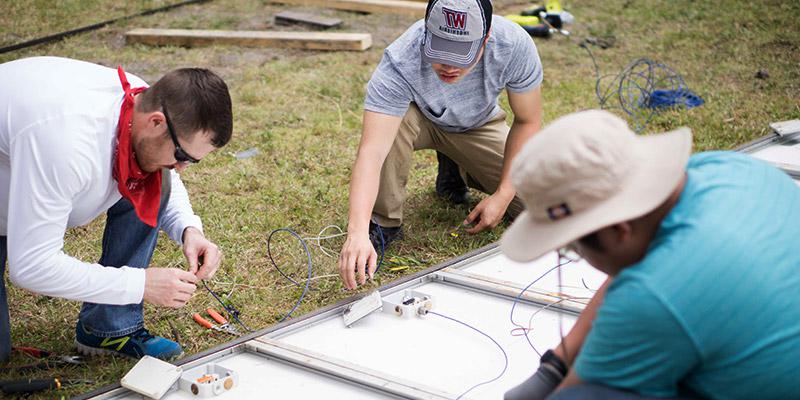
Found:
[500,109,692,262]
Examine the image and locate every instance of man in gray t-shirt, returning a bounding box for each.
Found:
[339,0,544,289]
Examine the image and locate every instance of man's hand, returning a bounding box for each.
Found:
[338,233,378,290]
[143,268,198,308]
[182,227,222,280]
[464,191,514,234]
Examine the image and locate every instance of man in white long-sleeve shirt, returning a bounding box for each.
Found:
[0,57,232,360]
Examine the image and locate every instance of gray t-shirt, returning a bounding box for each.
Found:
[364,16,543,132]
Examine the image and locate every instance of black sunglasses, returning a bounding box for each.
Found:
[161,102,201,164]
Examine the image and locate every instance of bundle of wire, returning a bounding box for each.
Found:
[202,225,385,332]
[509,255,576,357]
[581,43,703,132]
[268,225,386,323]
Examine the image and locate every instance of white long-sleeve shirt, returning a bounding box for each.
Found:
[0,56,203,305]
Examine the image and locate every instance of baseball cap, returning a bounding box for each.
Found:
[422,0,493,69]
[500,110,693,262]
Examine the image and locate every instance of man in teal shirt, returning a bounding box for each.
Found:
[501,110,800,399]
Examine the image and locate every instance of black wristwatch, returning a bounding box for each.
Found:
[541,349,569,377]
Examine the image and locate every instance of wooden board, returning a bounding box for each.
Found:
[275,11,343,29]
[266,0,426,17]
[126,28,372,51]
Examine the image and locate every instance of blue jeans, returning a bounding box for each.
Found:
[0,173,172,358]
[77,197,165,337]
[79,172,172,337]
[548,384,693,400]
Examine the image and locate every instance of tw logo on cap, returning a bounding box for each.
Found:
[441,7,467,30]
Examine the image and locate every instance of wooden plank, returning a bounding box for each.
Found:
[126,28,372,51]
[275,11,343,29]
[265,0,426,17]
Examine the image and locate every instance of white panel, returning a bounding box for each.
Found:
[750,142,800,167]
[462,250,607,301]
[276,281,578,400]
[115,352,395,400]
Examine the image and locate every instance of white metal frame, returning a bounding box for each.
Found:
[80,120,800,400]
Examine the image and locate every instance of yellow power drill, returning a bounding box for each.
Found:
[506,0,574,37]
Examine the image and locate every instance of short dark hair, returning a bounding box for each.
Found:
[137,68,232,148]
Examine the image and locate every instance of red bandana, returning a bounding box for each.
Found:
[113,66,162,227]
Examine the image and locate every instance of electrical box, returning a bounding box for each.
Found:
[120,356,183,399]
[178,363,238,397]
[382,290,434,318]
[343,290,383,327]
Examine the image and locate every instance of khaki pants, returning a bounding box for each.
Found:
[372,104,524,228]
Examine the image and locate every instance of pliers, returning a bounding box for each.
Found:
[193,308,240,336]
[0,378,94,394]
[0,347,84,373]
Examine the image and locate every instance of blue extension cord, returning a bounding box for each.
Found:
[580,41,704,132]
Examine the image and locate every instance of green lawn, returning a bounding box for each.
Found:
[0,0,798,397]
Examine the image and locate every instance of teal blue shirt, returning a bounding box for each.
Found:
[574,152,800,399]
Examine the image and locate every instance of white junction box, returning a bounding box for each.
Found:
[178,362,239,397]
[343,290,383,327]
[121,356,183,399]
[382,289,434,318]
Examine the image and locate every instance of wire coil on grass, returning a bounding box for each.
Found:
[597,58,687,131]
[581,39,705,132]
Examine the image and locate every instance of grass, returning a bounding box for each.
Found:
[0,0,798,397]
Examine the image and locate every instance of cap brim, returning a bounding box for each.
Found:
[422,30,482,69]
[501,127,693,262]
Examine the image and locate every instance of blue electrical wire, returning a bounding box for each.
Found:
[267,224,387,322]
[579,40,703,132]
[509,257,575,356]
[374,223,385,273]
[267,228,314,323]
[204,224,386,332]
[426,311,508,400]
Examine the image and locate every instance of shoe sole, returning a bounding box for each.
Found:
[74,339,184,361]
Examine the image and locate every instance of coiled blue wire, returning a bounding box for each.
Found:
[268,228,314,323]
[581,41,703,132]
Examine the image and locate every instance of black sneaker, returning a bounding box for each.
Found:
[435,151,469,205]
[369,221,403,253]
